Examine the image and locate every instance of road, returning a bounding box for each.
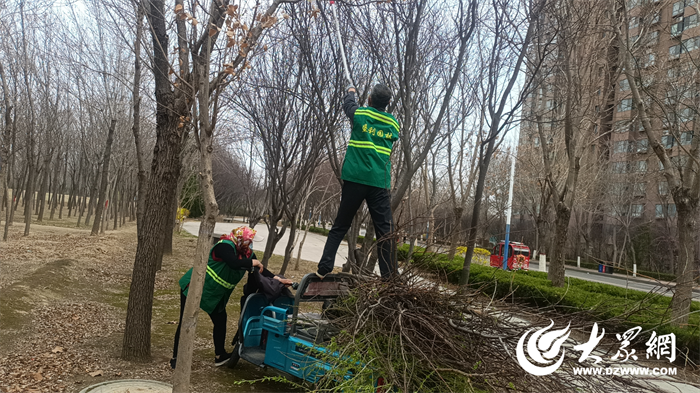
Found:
[184,220,697,299]
[182,220,350,270]
[529,261,700,301]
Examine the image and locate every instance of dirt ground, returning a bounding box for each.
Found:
[0,213,317,393]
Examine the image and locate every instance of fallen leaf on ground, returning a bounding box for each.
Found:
[89,370,103,377]
[32,372,43,381]
[52,346,64,353]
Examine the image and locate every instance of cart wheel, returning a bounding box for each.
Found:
[227,343,241,369]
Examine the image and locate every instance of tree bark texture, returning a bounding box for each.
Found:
[670,195,697,326]
[91,120,116,235]
[122,0,187,359]
[460,138,495,286]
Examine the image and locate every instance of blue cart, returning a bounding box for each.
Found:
[228,273,356,383]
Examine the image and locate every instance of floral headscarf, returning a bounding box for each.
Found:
[220,226,256,258]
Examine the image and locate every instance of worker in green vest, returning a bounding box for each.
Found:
[170,226,290,368]
[317,84,399,279]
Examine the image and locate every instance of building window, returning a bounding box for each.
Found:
[636,139,648,153]
[633,183,646,196]
[682,36,700,52]
[679,107,693,122]
[658,181,668,195]
[647,30,660,46]
[633,160,647,172]
[644,53,656,67]
[612,161,628,174]
[619,79,630,91]
[673,1,685,16]
[615,141,629,154]
[657,204,678,218]
[618,99,634,112]
[685,13,698,29]
[631,204,644,218]
[662,134,674,149]
[681,131,693,145]
[651,11,661,24]
[630,16,640,29]
[534,136,540,147]
[670,44,681,59]
[656,204,664,218]
[672,19,684,37]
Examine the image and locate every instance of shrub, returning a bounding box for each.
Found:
[456,246,490,256]
[403,246,700,360]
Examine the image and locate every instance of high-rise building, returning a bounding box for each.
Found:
[514,0,696,270]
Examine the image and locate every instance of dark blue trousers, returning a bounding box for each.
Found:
[317,181,396,278]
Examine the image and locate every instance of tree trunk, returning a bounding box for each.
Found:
[84,165,100,227]
[50,153,66,220]
[92,120,116,236]
[37,148,52,222]
[342,212,362,273]
[447,207,464,260]
[162,188,178,256]
[460,138,496,286]
[0,63,12,241]
[23,145,36,235]
[279,214,298,276]
[132,1,147,232]
[262,218,286,268]
[114,181,121,230]
[171,129,216,393]
[294,218,311,270]
[670,197,697,326]
[548,203,571,287]
[360,222,377,274]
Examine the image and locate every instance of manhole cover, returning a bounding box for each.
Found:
[79,379,172,393]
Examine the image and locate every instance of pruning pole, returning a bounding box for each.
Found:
[330,1,354,86]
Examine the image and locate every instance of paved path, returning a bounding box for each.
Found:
[529,261,700,301]
[182,220,349,269]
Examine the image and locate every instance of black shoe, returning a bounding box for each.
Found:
[170,357,177,369]
[214,352,231,367]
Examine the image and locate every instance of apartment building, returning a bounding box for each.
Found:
[515,0,697,264]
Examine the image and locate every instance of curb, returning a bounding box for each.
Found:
[563,265,700,294]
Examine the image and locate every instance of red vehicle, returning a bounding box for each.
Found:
[489,241,531,270]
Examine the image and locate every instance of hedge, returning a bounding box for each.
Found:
[400,244,700,359]
[563,259,677,282]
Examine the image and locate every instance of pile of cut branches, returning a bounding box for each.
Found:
[313,271,676,393]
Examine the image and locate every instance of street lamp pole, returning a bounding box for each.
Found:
[502,147,517,270]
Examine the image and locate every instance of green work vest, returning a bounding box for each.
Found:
[179,239,248,314]
[341,107,400,189]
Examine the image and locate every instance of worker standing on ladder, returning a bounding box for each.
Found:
[316,83,400,279]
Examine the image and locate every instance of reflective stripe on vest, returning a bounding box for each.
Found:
[206,265,235,289]
[348,140,391,156]
[354,109,399,133]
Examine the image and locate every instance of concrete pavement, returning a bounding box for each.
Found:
[182,219,349,269]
